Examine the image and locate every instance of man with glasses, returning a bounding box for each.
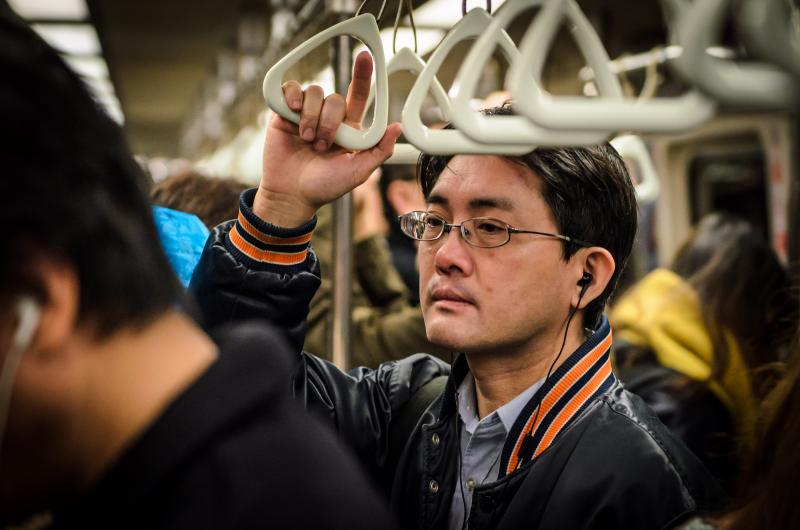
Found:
[192,53,722,529]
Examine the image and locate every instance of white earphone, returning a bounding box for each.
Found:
[0,297,41,463]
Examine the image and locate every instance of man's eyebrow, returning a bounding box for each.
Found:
[426,194,448,206]
[469,197,515,211]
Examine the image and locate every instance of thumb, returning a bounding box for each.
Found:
[350,123,403,178]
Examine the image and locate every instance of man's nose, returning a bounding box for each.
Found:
[434,225,473,275]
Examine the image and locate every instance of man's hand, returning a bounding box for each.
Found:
[254,51,403,227]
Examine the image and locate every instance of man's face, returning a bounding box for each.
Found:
[418,155,578,356]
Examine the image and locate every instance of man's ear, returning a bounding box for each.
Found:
[571,247,615,310]
[29,259,80,355]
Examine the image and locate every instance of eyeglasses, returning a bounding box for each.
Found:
[398,211,593,249]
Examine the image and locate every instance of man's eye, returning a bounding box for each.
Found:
[476,221,504,234]
[425,217,444,228]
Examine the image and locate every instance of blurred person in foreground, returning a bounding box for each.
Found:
[191,51,724,530]
[611,212,797,489]
[0,10,394,530]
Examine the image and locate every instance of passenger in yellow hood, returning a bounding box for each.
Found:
[611,213,796,490]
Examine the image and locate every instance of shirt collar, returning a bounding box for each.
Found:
[456,374,545,434]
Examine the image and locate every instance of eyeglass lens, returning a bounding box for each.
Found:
[401,213,510,248]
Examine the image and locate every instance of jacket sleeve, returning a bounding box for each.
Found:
[188,188,321,352]
[189,189,450,478]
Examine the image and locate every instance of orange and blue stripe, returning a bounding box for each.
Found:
[500,318,616,476]
[224,189,316,272]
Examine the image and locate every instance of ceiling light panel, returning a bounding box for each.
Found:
[62,55,109,80]
[31,23,100,55]
[8,0,88,20]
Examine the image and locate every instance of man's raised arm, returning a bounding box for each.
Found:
[190,52,401,349]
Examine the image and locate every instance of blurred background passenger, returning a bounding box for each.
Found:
[0,10,395,529]
[306,167,449,365]
[379,165,425,303]
[150,171,248,286]
[151,170,248,229]
[679,335,800,530]
[611,212,797,489]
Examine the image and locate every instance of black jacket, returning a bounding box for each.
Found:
[191,219,725,530]
[614,345,738,490]
[51,322,395,530]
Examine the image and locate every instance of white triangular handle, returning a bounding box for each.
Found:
[507,0,715,133]
[610,135,660,204]
[385,143,422,164]
[402,8,535,155]
[669,0,799,110]
[738,0,800,78]
[262,14,389,150]
[365,47,453,162]
[448,0,610,146]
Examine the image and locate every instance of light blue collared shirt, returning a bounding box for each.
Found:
[447,375,544,530]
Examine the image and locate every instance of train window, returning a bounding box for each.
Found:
[688,148,769,239]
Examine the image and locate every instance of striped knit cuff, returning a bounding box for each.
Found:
[224,188,317,273]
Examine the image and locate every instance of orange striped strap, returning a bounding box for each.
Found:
[501,318,616,476]
[224,189,316,272]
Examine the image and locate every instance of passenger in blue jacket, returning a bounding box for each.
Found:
[191,51,724,530]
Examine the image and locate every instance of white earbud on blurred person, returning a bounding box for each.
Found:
[0,298,41,466]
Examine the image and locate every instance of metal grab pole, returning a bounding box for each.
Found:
[330,6,356,370]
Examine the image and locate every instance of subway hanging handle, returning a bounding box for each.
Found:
[262,13,390,151]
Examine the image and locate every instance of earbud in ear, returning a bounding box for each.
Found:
[577,272,592,293]
[0,297,41,456]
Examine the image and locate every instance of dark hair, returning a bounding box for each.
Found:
[151,170,249,229]
[670,212,797,396]
[720,338,800,529]
[0,13,182,337]
[417,105,638,328]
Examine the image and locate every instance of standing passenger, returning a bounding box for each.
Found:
[611,212,797,489]
[0,12,394,530]
[191,52,724,529]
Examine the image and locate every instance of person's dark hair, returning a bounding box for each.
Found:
[670,212,797,396]
[0,12,182,337]
[716,337,800,529]
[151,170,249,229]
[417,105,638,328]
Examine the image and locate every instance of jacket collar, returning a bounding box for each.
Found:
[441,316,616,478]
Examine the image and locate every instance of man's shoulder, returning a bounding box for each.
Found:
[527,384,725,529]
[139,343,395,530]
[574,383,725,507]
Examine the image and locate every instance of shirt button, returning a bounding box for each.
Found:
[466,478,476,491]
[431,433,441,447]
[429,479,439,494]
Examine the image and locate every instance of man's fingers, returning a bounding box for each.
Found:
[345,51,374,127]
[270,113,300,135]
[282,81,304,112]
[315,93,346,152]
[299,85,324,142]
[350,122,403,177]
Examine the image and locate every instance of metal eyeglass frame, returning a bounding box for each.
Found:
[398,211,593,249]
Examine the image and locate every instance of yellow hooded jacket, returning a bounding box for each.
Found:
[610,268,756,437]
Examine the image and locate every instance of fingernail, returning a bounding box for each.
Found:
[314,139,328,151]
[302,128,314,141]
[290,98,301,110]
